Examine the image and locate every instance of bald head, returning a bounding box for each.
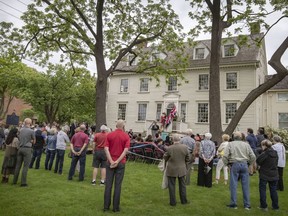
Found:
[80,124,86,131]
[116,119,125,130]
[233,131,242,140]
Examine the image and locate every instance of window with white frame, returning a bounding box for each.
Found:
[198,103,208,123]
[278,93,288,102]
[224,44,235,57]
[168,76,177,91]
[279,113,288,129]
[120,79,128,93]
[225,103,237,123]
[199,74,209,90]
[195,48,205,59]
[138,103,147,121]
[156,103,162,121]
[117,104,126,120]
[140,78,149,92]
[226,72,237,89]
[180,103,187,122]
[127,54,137,66]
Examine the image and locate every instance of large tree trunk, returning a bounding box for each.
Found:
[95,58,108,131]
[95,0,107,131]
[225,36,288,135]
[209,0,223,144]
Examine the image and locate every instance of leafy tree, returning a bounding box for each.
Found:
[0,22,30,119]
[189,0,288,141]
[20,0,185,129]
[0,58,35,119]
[20,64,96,124]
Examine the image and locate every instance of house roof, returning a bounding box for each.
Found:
[266,75,288,90]
[115,33,265,71]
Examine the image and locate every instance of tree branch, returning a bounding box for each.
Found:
[256,15,288,43]
[42,0,94,51]
[108,22,168,75]
[205,0,213,12]
[269,36,288,74]
[224,37,288,135]
[69,0,97,39]
[222,0,232,28]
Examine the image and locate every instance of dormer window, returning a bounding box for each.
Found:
[195,48,205,59]
[127,54,137,66]
[150,52,166,62]
[223,44,236,57]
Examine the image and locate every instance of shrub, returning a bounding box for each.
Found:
[265,126,288,149]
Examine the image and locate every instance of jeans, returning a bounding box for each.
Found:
[13,147,32,185]
[29,148,43,169]
[45,149,56,170]
[68,149,86,181]
[54,149,65,174]
[229,162,250,208]
[104,163,125,211]
[259,178,279,209]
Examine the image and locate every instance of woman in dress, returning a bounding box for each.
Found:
[1,128,19,183]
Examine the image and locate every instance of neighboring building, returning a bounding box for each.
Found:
[106,34,268,134]
[1,94,32,123]
[262,75,288,130]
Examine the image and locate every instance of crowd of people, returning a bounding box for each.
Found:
[0,118,287,212]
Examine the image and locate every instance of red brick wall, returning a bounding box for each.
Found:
[3,95,32,118]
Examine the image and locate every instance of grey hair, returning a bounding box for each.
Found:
[172,134,181,142]
[62,125,70,132]
[186,129,193,135]
[273,135,282,143]
[205,133,212,140]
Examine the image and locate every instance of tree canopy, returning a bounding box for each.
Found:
[188,0,288,141]
[17,0,186,129]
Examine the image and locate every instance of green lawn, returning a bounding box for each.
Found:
[0,151,287,216]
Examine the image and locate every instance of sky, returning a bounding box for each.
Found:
[0,0,287,74]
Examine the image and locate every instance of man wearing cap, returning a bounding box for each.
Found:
[68,124,89,181]
[180,128,195,185]
[91,125,108,186]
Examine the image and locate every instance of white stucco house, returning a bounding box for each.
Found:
[262,75,288,130]
[106,34,272,135]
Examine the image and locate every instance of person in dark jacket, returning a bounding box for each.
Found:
[246,128,257,175]
[29,126,46,169]
[256,139,279,211]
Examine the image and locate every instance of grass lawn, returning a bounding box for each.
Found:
[0,150,287,216]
